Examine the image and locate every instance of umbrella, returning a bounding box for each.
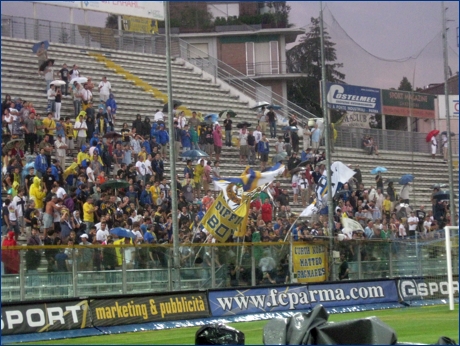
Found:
[297,159,314,168]
[39,58,55,71]
[236,122,251,129]
[162,100,182,112]
[70,77,88,85]
[370,166,388,174]
[219,109,237,118]
[181,149,209,159]
[103,131,122,139]
[272,152,288,163]
[250,101,270,110]
[101,179,129,190]
[441,131,456,137]
[426,129,440,142]
[110,227,136,239]
[316,160,327,166]
[50,80,65,86]
[290,167,305,175]
[433,190,450,200]
[399,174,414,185]
[267,104,282,110]
[431,183,448,190]
[282,126,298,132]
[32,40,49,53]
[204,114,219,123]
[3,139,25,154]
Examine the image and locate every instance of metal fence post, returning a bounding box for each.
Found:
[251,245,256,286]
[357,242,362,279]
[72,248,77,297]
[121,247,127,294]
[19,248,25,301]
[211,246,216,288]
[167,248,173,291]
[389,241,393,278]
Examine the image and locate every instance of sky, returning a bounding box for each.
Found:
[287,1,459,89]
[2,1,459,89]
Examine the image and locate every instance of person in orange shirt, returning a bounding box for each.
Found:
[201,190,214,211]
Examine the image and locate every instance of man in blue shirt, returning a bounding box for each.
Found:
[364,220,374,239]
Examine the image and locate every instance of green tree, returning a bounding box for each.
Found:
[264,1,292,28]
[286,17,345,117]
[105,14,118,29]
[398,76,413,91]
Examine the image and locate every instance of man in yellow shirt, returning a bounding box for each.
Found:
[83,197,98,230]
[194,159,204,199]
[64,117,74,155]
[149,181,161,205]
[383,194,392,223]
[42,112,56,145]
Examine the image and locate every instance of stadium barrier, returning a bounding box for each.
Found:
[3,276,457,337]
[1,235,457,303]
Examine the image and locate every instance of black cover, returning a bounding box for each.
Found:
[263,304,398,345]
[195,323,245,345]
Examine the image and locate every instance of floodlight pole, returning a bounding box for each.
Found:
[441,2,456,226]
[165,1,181,290]
[319,2,335,281]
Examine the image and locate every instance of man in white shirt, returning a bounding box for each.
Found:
[54,134,68,169]
[253,125,262,159]
[135,156,148,185]
[153,110,165,122]
[238,128,248,165]
[86,165,96,185]
[47,84,56,112]
[74,115,88,149]
[298,172,310,207]
[441,132,448,163]
[96,221,110,242]
[98,76,111,102]
[407,211,419,238]
[55,181,67,201]
[69,64,80,80]
[12,188,26,237]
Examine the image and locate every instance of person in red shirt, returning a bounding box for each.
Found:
[261,198,273,223]
[201,190,215,211]
[250,196,262,212]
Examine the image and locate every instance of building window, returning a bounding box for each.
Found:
[246,42,255,76]
[190,43,209,59]
[269,41,279,74]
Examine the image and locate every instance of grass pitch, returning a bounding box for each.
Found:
[24,305,458,345]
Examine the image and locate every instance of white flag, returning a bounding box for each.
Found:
[300,201,318,217]
[341,217,365,232]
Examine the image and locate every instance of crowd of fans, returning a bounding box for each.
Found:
[0,45,453,286]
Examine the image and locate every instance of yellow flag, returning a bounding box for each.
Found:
[200,193,247,242]
[233,195,251,238]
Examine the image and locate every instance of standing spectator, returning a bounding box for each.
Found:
[83,197,98,231]
[85,104,96,140]
[204,125,214,161]
[54,134,68,169]
[302,125,311,151]
[72,82,83,117]
[253,125,262,160]
[59,63,70,97]
[188,111,200,129]
[39,134,53,167]
[257,134,270,170]
[238,126,249,165]
[98,76,112,102]
[266,107,277,138]
[180,124,192,161]
[338,253,349,280]
[283,128,292,156]
[407,211,419,238]
[291,129,300,154]
[36,41,48,76]
[74,114,88,150]
[213,124,223,162]
[441,132,448,163]
[194,159,205,199]
[2,231,19,274]
[298,172,310,207]
[203,161,213,193]
[158,124,169,160]
[261,198,273,223]
[23,112,37,155]
[106,93,117,121]
[69,64,80,80]
[258,106,268,134]
[64,117,74,155]
[247,129,256,165]
[81,83,93,112]
[399,183,411,204]
[311,123,320,152]
[190,125,199,150]
[54,87,62,120]
[223,114,233,147]
[47,84,56,113]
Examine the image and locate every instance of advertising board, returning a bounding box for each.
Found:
[90,292,209,327]
[208,280,399,317]
[326,82,382,114]
[437,95,459,119]
[82,1,165,21]
[381,89,435,118]
[1,300,90,335]
[397,275,459,302]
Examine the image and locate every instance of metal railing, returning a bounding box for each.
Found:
[335,127,459,155]
[1,233,457,303]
